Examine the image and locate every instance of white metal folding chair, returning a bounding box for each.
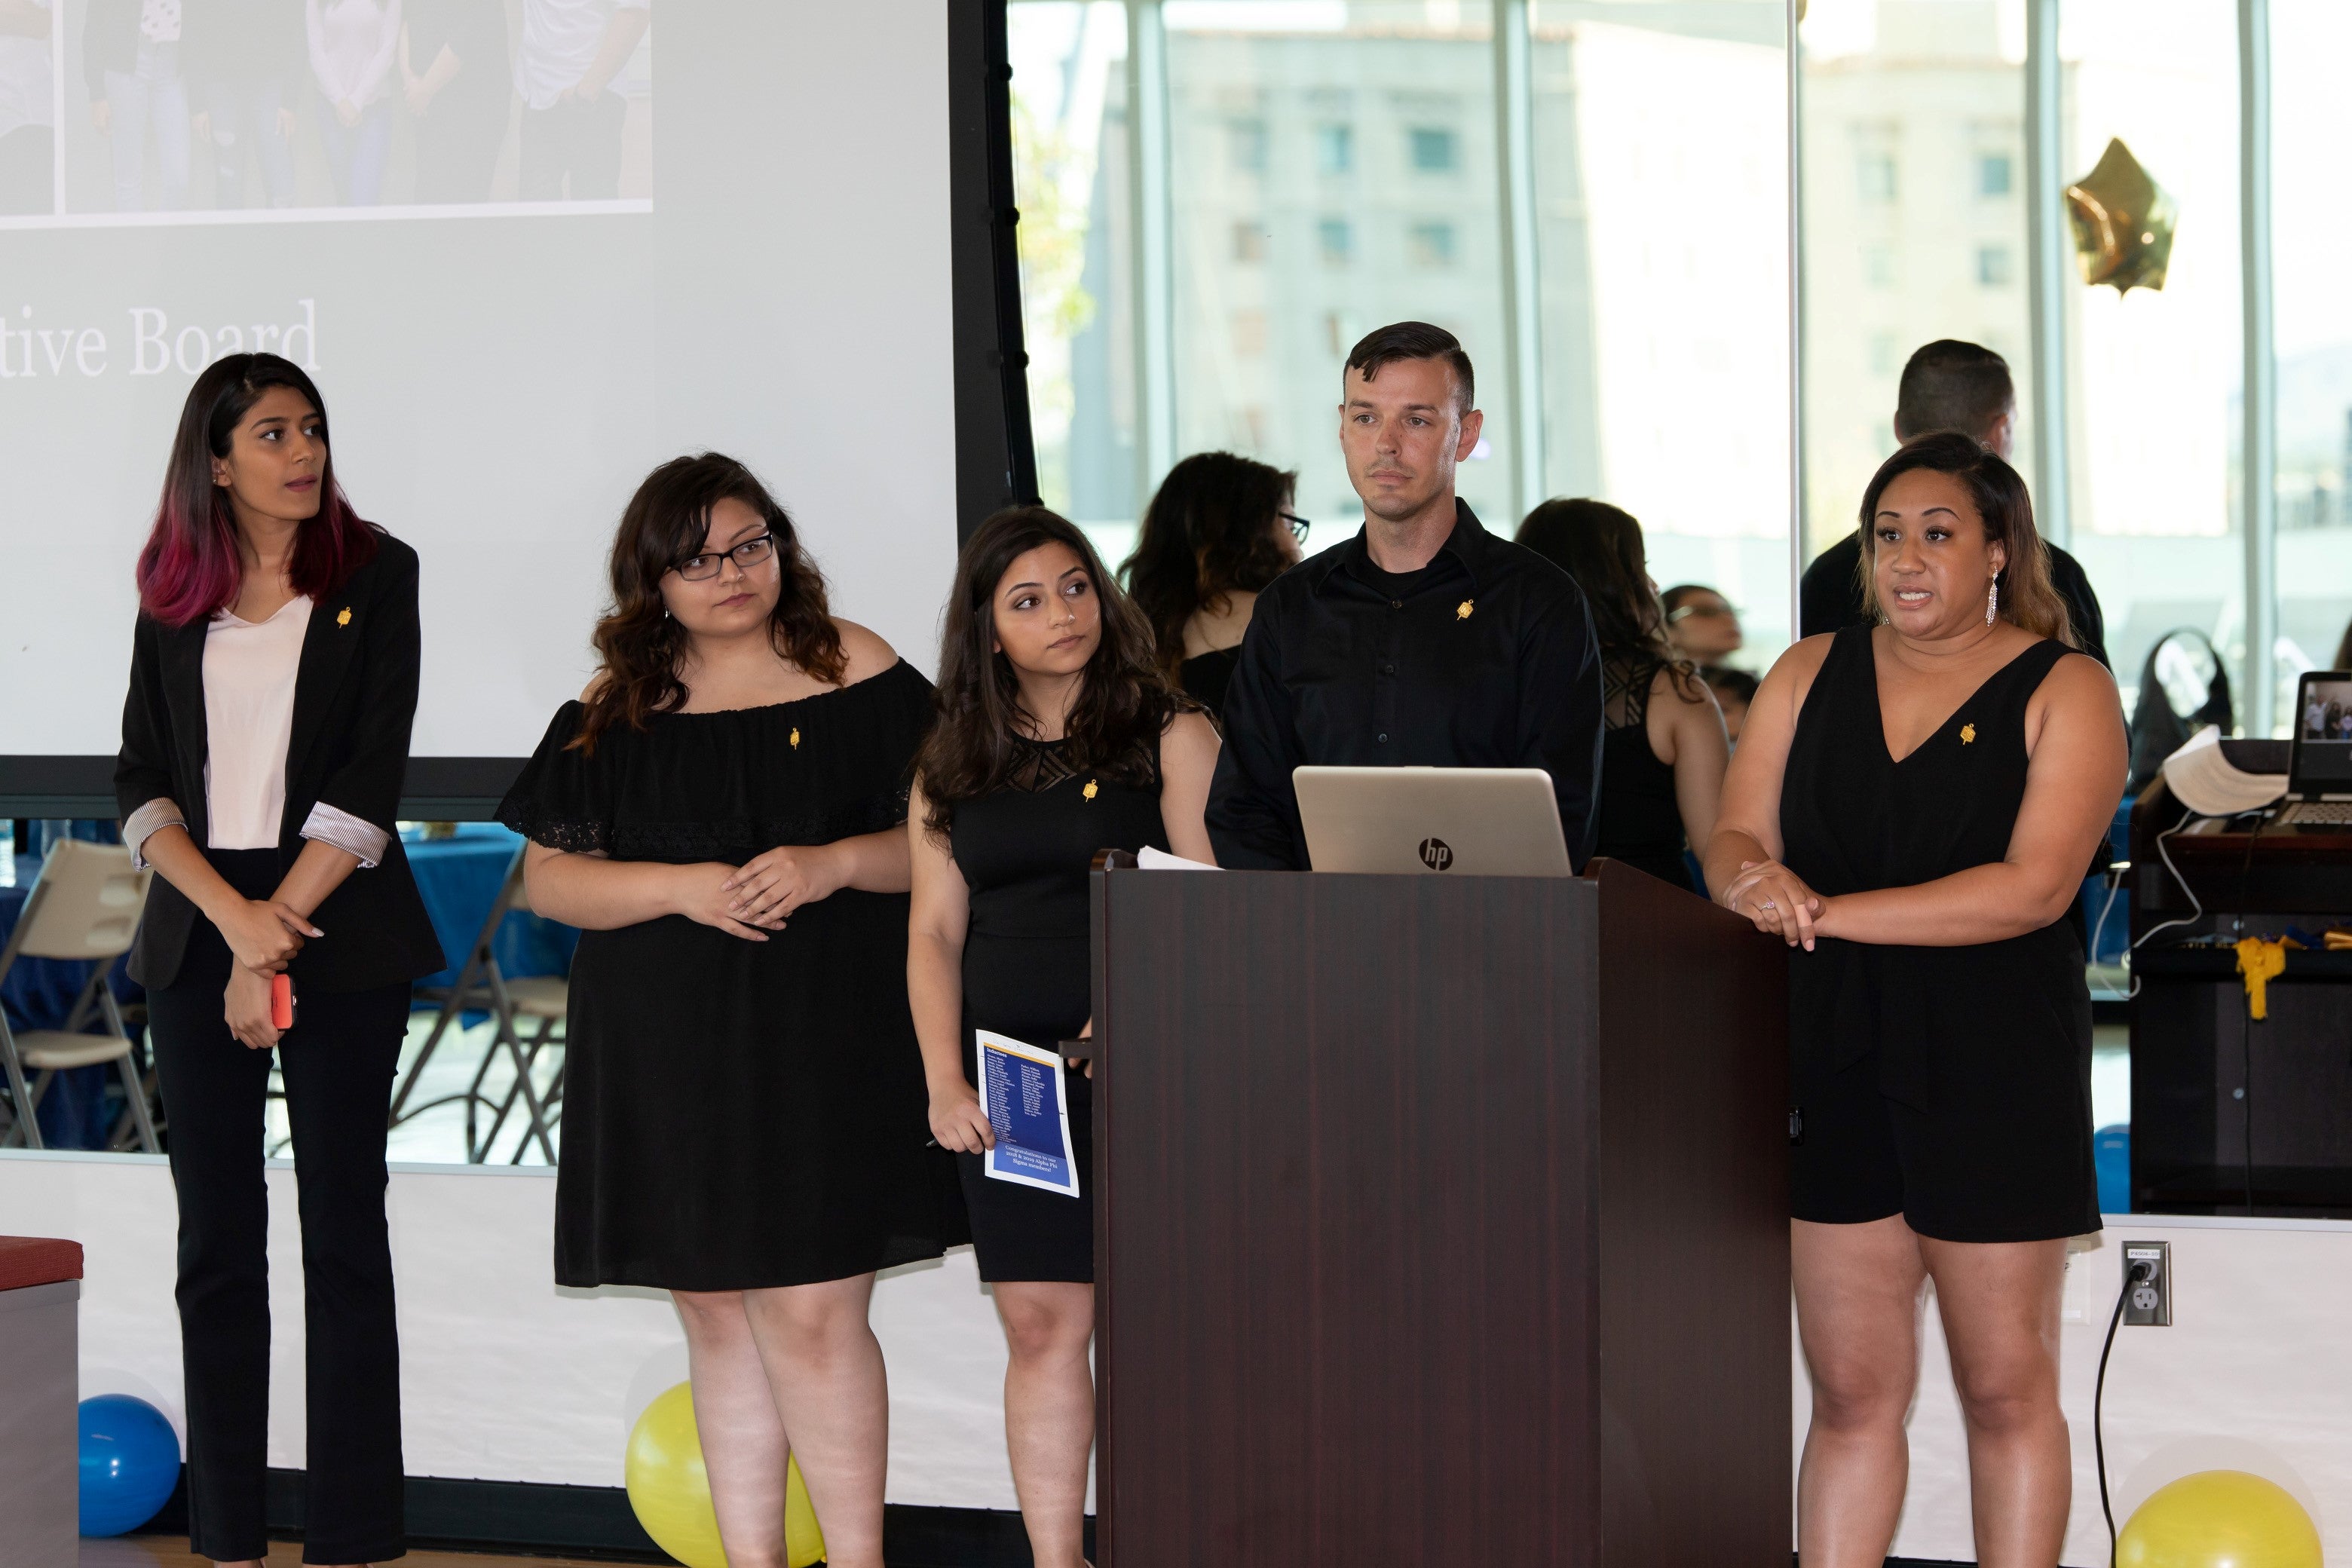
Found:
[390,845,566,1164]
[0,841,161,1153]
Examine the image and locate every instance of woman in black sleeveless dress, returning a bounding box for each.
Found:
[1704,435,2126,1566]
[1517,498,1729,892]
[909,507,1221,1568]
[496,456,961,1568]
[1120,451,1303,720]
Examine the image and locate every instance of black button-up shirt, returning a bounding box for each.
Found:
[1206,500,1606,870]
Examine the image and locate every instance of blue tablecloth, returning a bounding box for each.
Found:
[403,825,578,994]
[1,865,140,1150]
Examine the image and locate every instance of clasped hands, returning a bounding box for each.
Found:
[1718,857,1830,951]
[676,845,847,942]
[217,898,321,1052]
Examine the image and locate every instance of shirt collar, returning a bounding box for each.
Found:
[1320,498,1492,596]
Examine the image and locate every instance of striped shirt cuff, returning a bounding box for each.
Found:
[121,798,188,871]
[302,803,390,869]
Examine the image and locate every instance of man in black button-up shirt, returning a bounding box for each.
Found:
[1207,322,1604,870]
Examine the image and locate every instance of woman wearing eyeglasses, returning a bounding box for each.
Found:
[1120,451,1306,721]
[1661,582,1744,668]
[496,454,962,1568]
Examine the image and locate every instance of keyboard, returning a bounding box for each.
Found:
[2274,800,2352,828]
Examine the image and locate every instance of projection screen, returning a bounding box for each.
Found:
[0,2,972,809]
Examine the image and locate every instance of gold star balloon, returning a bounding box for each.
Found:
[2066,137,2177,294]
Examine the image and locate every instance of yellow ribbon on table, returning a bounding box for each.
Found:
[2234,936,2288,1020]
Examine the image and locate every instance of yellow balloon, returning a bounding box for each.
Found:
[2119,1469,2323,1568]
[623,1383,828,1568]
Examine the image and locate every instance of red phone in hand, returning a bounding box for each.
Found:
[271,973,294,1031]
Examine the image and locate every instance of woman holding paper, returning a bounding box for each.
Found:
[908,507,1219,1568]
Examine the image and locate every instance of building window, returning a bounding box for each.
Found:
[1233,310,1268,358]
[1229,118,1268,173]
[1977,151,2014,198]
[1863,243,1897,289]
[1318,217,1353,268]
[1407,220,1456,268]
[1857,149,1898,205]
[1317,123,1354,176]
[1976,244,2014,287]
[1408,126,1458,173]
[1233,222,1268,263]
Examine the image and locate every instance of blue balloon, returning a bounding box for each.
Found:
[78,1395,182,1538]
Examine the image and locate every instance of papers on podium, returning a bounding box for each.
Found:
[2163,724,2287,816]
[979,1029,1081,1197]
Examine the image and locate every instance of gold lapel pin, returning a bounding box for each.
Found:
[335,607,352,627]
[789,727,801,749]
[1456,599,1475,620]
[1960,723,1977,745]
[1082,779,1099,801]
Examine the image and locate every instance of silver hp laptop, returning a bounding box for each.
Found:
[1293,766,1572,876]
[2277,670,2352,829]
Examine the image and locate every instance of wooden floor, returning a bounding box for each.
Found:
[83,1541,605,1568]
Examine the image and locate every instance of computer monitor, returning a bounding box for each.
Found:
[2288,671,2352,801]
[1292,766,1572,876]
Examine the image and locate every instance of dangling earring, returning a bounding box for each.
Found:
[1985,577,1999,626]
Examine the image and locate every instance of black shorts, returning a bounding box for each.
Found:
[1790,1046,2100,1244]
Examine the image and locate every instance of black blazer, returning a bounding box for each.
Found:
[115,534,446,994]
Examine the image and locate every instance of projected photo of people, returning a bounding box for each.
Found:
[0,0,52,216]
[2301,679,2352,746]
[50,0,650,216]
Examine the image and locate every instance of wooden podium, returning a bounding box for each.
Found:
[1086,857,1790,1565]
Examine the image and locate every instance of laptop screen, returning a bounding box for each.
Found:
[2292,673,2352,792]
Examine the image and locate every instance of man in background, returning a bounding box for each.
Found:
[516,0,648,201]
[1801,338,2109,669]
[1208,321,1605,869]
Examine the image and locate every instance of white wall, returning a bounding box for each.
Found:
[0,1151,1022,1508]
[1797,1216,2352,1565]
[11,1150,2346,1551]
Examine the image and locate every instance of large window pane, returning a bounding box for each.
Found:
[1008,4,1135,538]
[2059,0,2242,715]
[1797,0,2032,568]
[2269,0,2352,707]
[1164,3,1511,554]
[1534,0,1793,669]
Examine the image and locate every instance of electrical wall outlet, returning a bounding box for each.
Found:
[2121,1240,2172,1326]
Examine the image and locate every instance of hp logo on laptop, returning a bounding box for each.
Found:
[1417,836,1454,871]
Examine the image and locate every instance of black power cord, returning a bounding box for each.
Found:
[2096,1257,2162,1566]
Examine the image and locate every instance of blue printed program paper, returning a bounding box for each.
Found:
[979,1029,1082,1197]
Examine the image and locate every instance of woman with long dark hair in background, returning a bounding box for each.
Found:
[496,455,961,1568]
[1119,451,1303,718]
[1517,498,1728,892]
[1705,433,2124,1565]
[909,507,1220,1568]
[116,353,444,1568]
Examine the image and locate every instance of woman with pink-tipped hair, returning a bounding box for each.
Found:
[115,352,442,1568]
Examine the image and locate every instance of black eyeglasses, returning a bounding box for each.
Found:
[1281,511,1311,544]
[672,534,776,582]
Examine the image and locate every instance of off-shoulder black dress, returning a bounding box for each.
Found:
[496,662,966,1289]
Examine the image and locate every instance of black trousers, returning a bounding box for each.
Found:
[146,850,408,1564]
[519,90,624,200]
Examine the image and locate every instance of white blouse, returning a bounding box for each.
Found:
[204,596,312,850]
[121,595,388,871]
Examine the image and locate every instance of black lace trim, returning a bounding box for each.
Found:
[504,789,911,862]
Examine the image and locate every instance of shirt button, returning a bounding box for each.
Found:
[1390,599,1403,609]
[1377,732,1389,743]
[1382,663,1396,675]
